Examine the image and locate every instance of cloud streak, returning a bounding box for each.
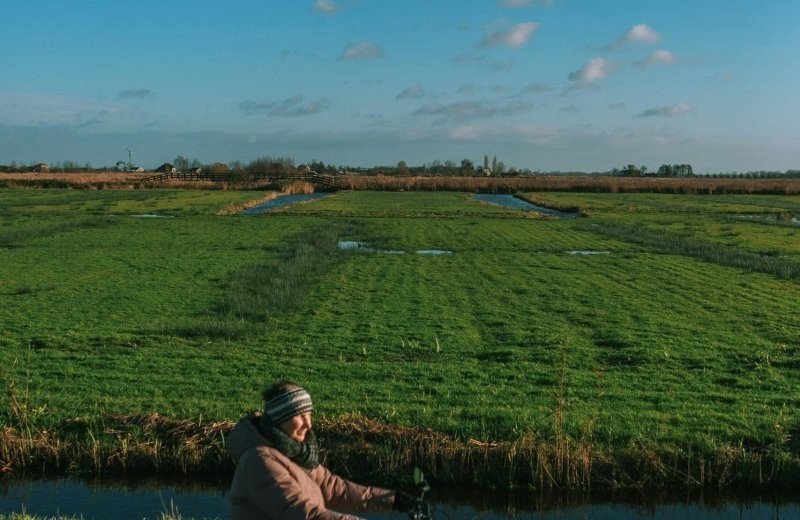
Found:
[499,0,555,8]
[118,88,156,100]
[635,102,693,118]
[412,100,533,123]
[238,95,332,117]
[396,85,426,100]
[313,0,340,14]
[478,22,540,48]
[341,41,383,60]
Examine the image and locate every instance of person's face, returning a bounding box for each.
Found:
[280,411,312,442]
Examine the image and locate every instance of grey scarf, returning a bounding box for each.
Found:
[259,420,320,470]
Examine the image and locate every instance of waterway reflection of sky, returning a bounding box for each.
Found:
[1,479,799,520]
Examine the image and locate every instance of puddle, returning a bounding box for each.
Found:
[132,214,175,218]
[338,241,450,255]
[568,250,611,255]
[338,240,368,250]
[416,249,453,255]
[473,194,579,218]
[734,214,800,227]
[241,193,330,215]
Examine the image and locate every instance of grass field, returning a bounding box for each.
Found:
[1,188,799,489]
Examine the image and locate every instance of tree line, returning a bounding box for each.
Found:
[3,156,800,179]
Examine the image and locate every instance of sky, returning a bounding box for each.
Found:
[1,0,798,173]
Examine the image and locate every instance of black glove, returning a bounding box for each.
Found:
[392,490,416,512]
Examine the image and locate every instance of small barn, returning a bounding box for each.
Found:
[32,163,50,173]
[155,163,177,173]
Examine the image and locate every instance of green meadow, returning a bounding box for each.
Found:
[1,188,799,487]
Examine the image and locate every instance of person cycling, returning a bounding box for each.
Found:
[227,380,415,519]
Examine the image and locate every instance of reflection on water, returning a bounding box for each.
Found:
[1,479,799,520]
[240,193,330,215]
[473,194,579,218]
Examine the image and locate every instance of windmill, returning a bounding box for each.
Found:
[127,148,134,170]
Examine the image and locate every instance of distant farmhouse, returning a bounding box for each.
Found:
[32,163,50,173]
[155,163,177,173]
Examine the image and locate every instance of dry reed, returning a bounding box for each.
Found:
[1,412,797,492]
[337,175,800,196]
[5,172,800,195]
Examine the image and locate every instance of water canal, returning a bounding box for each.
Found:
[472,194,579,218]
[2,479,798,519]
[240,193,330,215]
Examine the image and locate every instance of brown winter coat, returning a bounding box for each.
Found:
[227,415,395,520]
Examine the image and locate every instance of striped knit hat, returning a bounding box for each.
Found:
[263,387,314,425]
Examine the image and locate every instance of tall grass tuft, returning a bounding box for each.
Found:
[218,222,355,321]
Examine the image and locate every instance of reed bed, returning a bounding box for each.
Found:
[337,175,800,196]
[5,172,800,195]
[2,413,797,492]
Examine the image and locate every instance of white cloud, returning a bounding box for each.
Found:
[313,0,340,14]
[606,24,661,49]
[636,102,693,118]
[396,85,426,100]
[625,24,660,44]
[479,22,540,48]
[341,41,384,60]
[637,49,677,66]
[568,57,615,82]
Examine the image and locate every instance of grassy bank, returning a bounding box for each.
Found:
[1,189,798,491]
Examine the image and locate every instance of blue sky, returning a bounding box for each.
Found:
[1,0,798,173]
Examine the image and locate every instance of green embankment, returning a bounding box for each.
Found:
[1,189,798,490]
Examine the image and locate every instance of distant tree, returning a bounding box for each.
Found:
[460,158,474,176]
[174,156,190,172]
[621,164,641,176]
[491,156,498,174]
[396,160,409,176]
[483,155,489,171]
[206,162,229,174]
[640,165,648,175]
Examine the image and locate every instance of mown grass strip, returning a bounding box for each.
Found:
[582,221,800,280]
